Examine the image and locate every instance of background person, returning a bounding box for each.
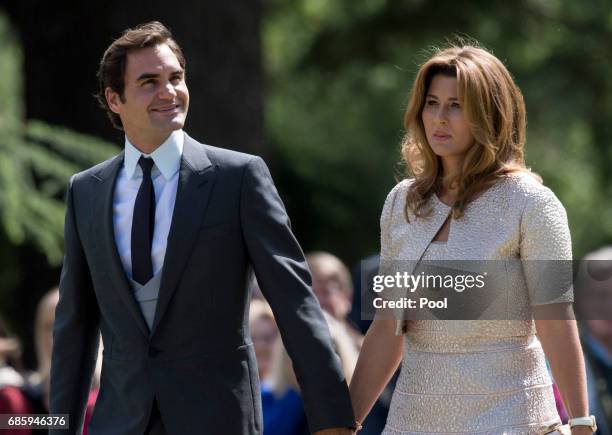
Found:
[263,310,359,435]
[0,288,99,435]
[307,251,363,352]
[0,315,28,435]
[0,316,23,389]
[576,246,612,434]
[249,299,280,380]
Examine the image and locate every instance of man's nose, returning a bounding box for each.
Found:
[158,81,178,99]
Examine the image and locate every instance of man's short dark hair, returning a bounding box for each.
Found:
[95,21,186,130]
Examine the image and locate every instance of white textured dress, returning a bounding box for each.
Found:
[380,173,573,435]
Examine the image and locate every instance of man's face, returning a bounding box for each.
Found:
[106,43,189,146]
[583,281,612,347]
[251,317,278,379]
[312,274,351,321]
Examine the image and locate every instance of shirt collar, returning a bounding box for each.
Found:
[124,130,184,180]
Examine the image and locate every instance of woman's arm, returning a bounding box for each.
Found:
[535,304,592,433]
[349,317,404,425]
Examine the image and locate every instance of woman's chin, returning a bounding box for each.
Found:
[430,144,458,157]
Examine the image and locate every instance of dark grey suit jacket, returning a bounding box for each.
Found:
[49,133,354,435]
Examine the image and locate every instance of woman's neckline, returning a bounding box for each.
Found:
[432,192,453,208]
[431,175,508,210]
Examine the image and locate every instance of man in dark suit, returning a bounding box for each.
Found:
[49,21,355,435]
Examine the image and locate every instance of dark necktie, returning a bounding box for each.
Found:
[131,156,156,285]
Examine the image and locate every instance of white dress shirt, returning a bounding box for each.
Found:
[113,130,184,281]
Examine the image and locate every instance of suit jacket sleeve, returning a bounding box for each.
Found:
[240,157,355,432]
[49,175,100,435]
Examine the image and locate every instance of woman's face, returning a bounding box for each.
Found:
[251,316,278,380]
[421,74,475,163]
[39,301,56,367]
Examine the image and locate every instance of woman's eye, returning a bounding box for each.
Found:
[451,102,461,108]
[426,100,438,106]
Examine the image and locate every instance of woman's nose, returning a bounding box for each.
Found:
[435,106,449,124]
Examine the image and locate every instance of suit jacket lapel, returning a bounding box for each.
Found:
[150,134,217,335]
[90,152,150,338]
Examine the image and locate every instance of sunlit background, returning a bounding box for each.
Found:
[1,0,610,368]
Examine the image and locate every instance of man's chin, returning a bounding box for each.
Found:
[152,117,186,132]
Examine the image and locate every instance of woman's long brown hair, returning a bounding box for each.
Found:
[401,44,539,220]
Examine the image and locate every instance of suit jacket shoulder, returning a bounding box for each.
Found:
[184,133,260,170]
[72,153,123,183]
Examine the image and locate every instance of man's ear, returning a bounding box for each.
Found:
[105,87,122,114]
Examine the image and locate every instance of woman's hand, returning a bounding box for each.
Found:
[313,428,355,435]
[570,426,595,435]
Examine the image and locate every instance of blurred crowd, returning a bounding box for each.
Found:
[0,289,99,434]
[1,247,611,434]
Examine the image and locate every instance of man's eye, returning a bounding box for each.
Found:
[142,80,155,86]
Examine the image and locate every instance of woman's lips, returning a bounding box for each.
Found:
[433,133,451,140]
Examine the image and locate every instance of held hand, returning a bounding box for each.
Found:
[313,429,355,435]
[571,427,595,435]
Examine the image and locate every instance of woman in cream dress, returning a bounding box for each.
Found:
[349,45,593,434]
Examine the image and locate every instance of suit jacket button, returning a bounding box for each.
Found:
[149,347,161,358]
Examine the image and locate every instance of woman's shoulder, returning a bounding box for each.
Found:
[497,171,562,209]
[385,177,415,201]
[497,172,570,239]
[381,178,414,215]
[390,177,415,193]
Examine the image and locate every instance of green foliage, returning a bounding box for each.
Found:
[0,12,117,266]
[264,0,612,262]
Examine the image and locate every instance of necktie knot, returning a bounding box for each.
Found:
[138,156,155,176]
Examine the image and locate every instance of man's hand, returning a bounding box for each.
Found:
[313,429,355,435]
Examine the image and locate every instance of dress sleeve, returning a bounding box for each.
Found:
[378,180,410,335]
[519,186,573,305]
[380,182,402,262]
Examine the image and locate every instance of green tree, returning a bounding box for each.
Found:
[0,12,117,268]
[264,0,612,263]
